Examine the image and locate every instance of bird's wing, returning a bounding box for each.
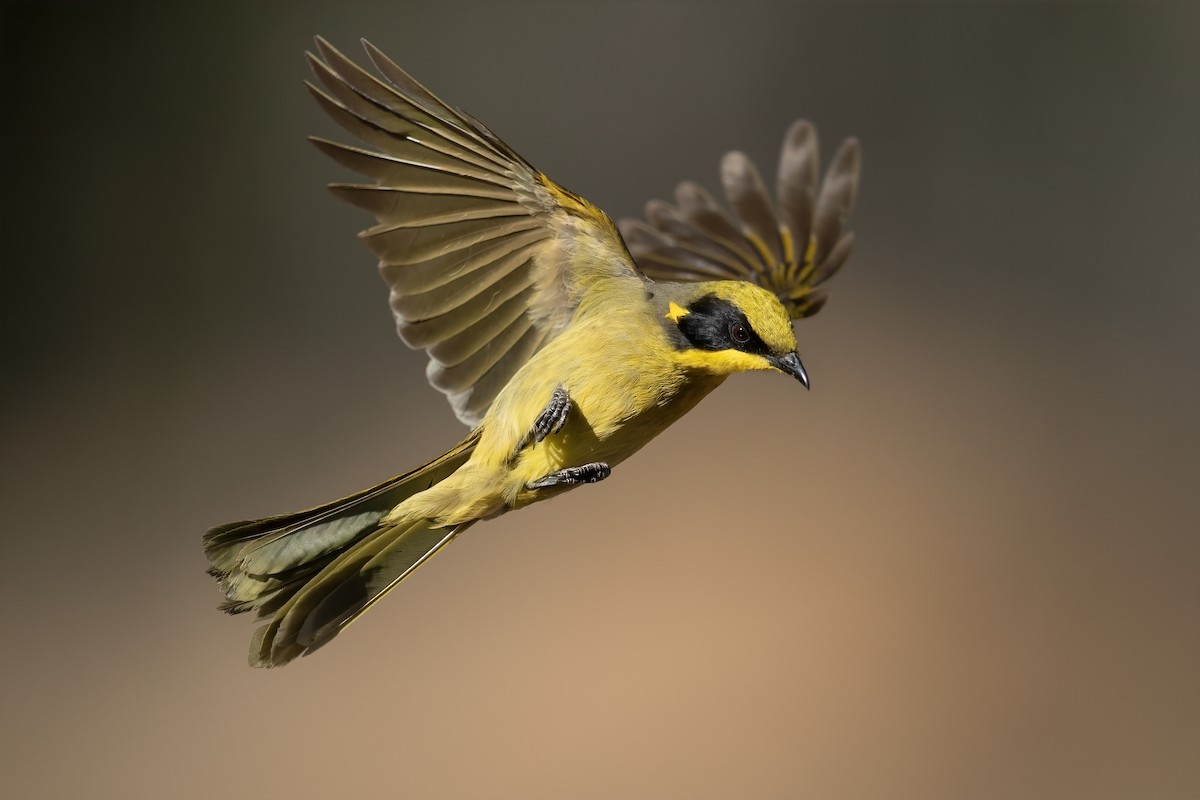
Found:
[307,38,640,426]
[619,121,861,320]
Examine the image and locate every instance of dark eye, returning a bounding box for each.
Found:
[729,321,750,345]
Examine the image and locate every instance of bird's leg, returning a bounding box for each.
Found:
[527,462,611,490]
[512,385,572,458]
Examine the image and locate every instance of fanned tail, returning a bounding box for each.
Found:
[248,517,476,667]
[204,429,480,667]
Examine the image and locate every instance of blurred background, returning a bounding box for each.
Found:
[2,2,1196,798]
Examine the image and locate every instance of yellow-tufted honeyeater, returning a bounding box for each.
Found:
[205,38,862,667]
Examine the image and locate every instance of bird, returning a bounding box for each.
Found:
[204,37,862,667]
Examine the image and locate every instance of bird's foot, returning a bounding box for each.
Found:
[527,462,611,490]
[513,385,571,458]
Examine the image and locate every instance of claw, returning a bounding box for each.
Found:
[535,386,571,442]
[527,462,611,490]
[512,386,572,460]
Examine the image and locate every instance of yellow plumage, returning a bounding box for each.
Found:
[204,37,861,667]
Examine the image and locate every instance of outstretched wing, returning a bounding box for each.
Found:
[307,38,639,426]
[619,120,861,320]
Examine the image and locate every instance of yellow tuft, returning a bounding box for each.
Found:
[666,302,689,321]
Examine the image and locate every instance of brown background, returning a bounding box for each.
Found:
[2,2,1197,798]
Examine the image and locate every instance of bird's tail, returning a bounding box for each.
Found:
[204,428,480,667]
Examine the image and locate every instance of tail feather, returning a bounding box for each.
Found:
[254,518,474,667]
[204,429,480,666]
[214,550,342,615]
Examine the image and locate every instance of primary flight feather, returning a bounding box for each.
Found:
[205,37,862,667]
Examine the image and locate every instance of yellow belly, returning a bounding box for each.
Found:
[502,366,725,509]
[387,311,725,526]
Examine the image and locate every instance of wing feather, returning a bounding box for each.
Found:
[811,139,862,268]
[406,286,534,357]
[309,138,515,197]
[358,215,542,264]
[427,314,539,392]
[621,220,741,281]
[309,45,511,174]
[673,182,760,275]
[360,39,528,168]
[390,250,536,320]
[720,151,784,268]
[776,120,819,273]
[644,199,759,277]
[329,184,525,224]
[378,229,544,294]
[621,119,861,320]
[447,326,550,423]
[310,38,638,426]
[305,80,506,182]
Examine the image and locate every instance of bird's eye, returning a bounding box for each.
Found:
[729,321,751,345]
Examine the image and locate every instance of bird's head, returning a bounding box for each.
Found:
[663,281,809,387]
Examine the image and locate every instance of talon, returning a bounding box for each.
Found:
[535,386,571,443]
[527,462,611,490]
[512,386,572,460]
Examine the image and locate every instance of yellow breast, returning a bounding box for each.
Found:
[479,306,725,509]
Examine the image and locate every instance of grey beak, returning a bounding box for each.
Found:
[773,351,810,389]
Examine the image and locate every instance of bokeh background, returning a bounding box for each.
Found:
[2,2,1196,798]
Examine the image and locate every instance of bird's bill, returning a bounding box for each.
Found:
[771,351,810,389]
